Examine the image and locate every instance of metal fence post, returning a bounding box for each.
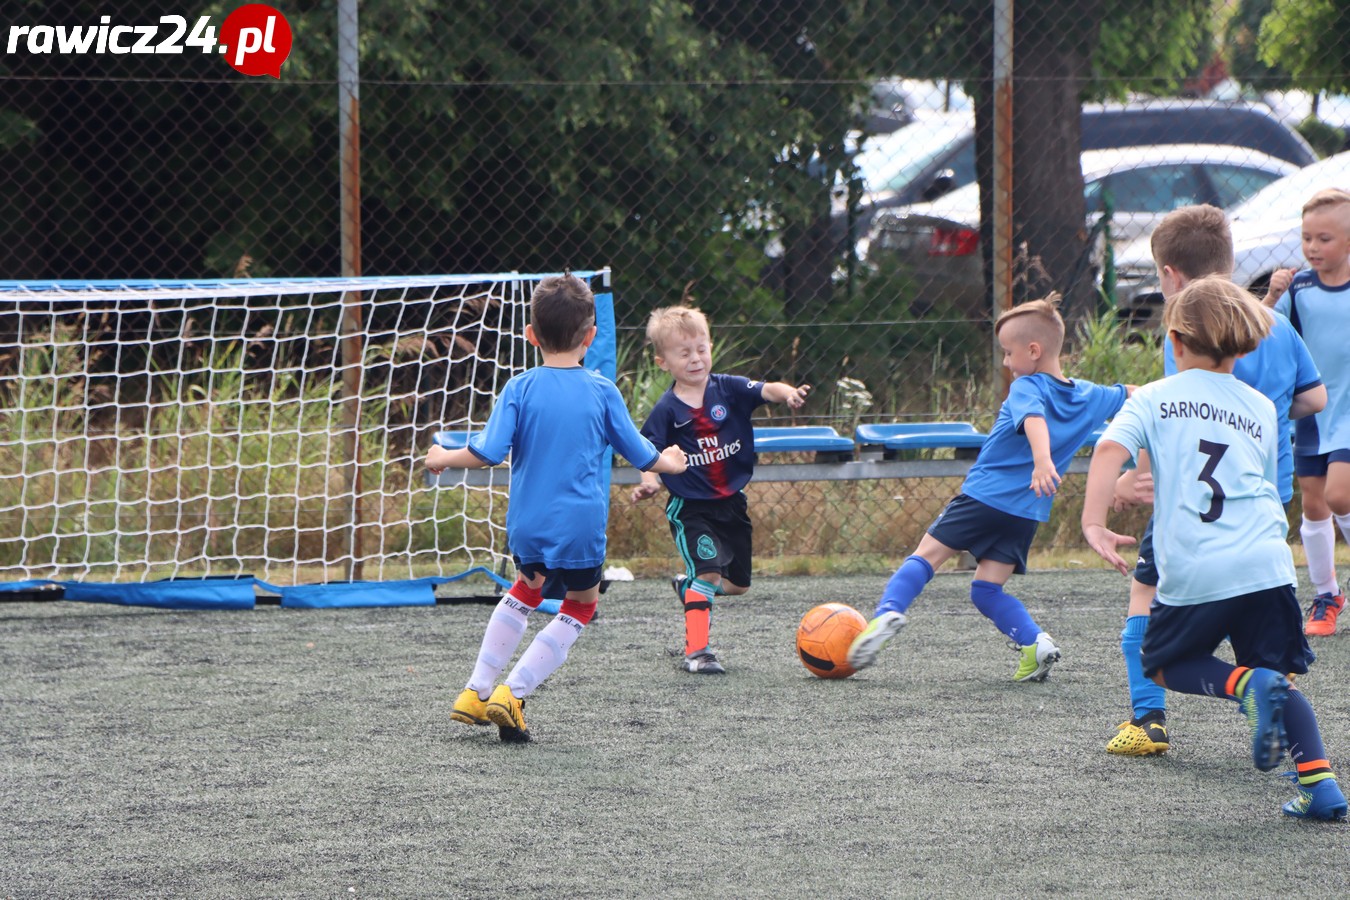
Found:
[338,0,364,580]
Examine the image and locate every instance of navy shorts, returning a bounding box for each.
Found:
[1133,517,1158,587]
[927,493,1039,575]
[514,557,604,593]
[1141,584,1315,679]
[1295,448,1350,477]
[666,492,753,586]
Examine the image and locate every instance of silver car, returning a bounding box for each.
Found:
[865,144,1296,317]
[1113,149,1350,330]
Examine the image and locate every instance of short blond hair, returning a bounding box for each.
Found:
[1302,187,1350,218]
[646,305,710,353]
[1163,275,1270,362]
[994,294,1065,357]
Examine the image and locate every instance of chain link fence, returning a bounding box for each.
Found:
[1,1,1347,572]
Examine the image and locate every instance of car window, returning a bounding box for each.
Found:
[1091,165,1205,214]
[1204,164,1285,208]
[1230,151,1350,222]
[855,118,972,195]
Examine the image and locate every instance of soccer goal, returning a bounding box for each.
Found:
[0,271,614,596]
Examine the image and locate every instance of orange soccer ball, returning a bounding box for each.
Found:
[795,602,867,679]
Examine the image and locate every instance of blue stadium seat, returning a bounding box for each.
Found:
[432,430,471,449]
[854,421,987,460]
[752,426,855,462]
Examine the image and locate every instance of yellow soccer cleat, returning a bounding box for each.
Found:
[485,684,531,743]
[1106,717,1169,756]
[451,688,490,727]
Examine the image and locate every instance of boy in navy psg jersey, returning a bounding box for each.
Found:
[426,274,687,742]
[632,304,810,674]
[1084,276,1344,821]
[1105,205,1324,759]
[848,296,1132,682]
[1264,187,1350,637]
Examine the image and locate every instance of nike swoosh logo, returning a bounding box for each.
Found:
[674,420,692,428]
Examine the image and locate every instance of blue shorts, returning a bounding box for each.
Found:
[1141,585,1315,679]
[1295,449,1350,477]
[1133,517,1158,587]
[514,558,604,592]
[927,493,1038,575]
[666,492,753,586]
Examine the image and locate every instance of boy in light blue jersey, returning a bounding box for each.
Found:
[1106,205,1324,758]
[1084,276,1344,821]
[426,274,687,743]
[848,295,1131,681]
[1264,187,1350,637]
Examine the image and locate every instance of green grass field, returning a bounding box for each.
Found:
[3,570,1347,897]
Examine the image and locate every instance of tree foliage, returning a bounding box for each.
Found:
[1259,0,1350,95]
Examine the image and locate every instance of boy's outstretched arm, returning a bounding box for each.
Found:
[1082,439,1137,575]
[761,381,811,409]
[425,444,490,475]
[1022,415,1060,497]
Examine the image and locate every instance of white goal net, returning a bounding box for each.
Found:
[0,272,608,587]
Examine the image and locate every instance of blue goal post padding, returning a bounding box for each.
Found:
[0,567,541,612]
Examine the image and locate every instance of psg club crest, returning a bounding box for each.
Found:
[710,404,727,421]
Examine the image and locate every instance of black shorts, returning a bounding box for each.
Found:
[665,492,753,586]
[1295,448,1350,477]
[513,558,604,593]
[1133,518,1158,587]
[1141,584,1315,679]
[927,493,1039,575]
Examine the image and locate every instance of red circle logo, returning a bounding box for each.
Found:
[220,4,293,79]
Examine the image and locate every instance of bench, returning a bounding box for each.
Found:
[426,423,1100,488]
[854,421,987,461]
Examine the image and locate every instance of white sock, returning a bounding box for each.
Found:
[1302,516,1339,596]
[504,612,587,698]
[1335,513,1350,560]
[466,595,534,697]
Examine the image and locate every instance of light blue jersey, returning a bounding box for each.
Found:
[1101,369,1295,606]
[468,366,660,569]
[1274,271,1350,455]
[961,373,1127,522]
[1164,307,1321,503]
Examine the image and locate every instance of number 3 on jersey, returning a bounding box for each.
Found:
[1196,439,1228,523]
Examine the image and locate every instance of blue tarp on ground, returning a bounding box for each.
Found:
[0,566,574,613]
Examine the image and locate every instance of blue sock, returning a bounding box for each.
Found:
[1285,689,1332,785]
[969,580,1040,645]
[876,555,934,616]
[1122,615,1166,720]
[1155,655,1234,698]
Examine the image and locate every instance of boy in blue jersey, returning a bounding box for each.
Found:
[425,274,687,742]
[1084,276,1345,821]
[632,304,810,674]
[848,296,1131,681]
[1105,206,1325,758]
[1264,187,1350,637]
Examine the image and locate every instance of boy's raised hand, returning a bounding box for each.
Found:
[1263,268,1296,306]
[783,383,811,409]
[658,443,688,473]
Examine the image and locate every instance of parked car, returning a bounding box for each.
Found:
[837,99,1317,253]
[864,144,1298,317]
[1113,149,1350,330]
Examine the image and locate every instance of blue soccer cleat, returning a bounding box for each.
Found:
[1238,668,1289,772]
[1281,777,1348,821]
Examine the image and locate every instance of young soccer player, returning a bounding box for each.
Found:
[426,274,687,743]
[1083,276,1345,821]
[1105,205,1324,758]
[631,304,810,674]
[848,296,1131,681]
[1264,187,1350,637]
